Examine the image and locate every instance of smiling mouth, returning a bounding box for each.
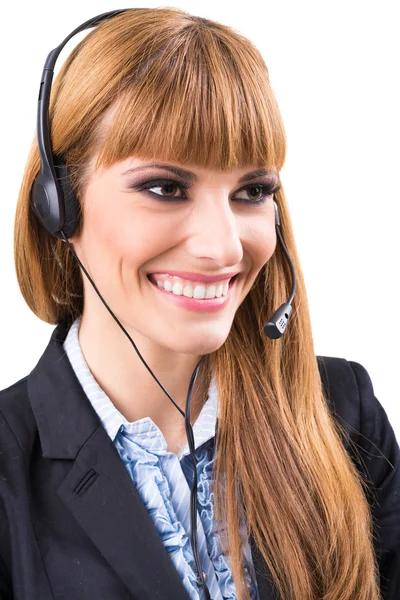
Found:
[146,273,239,299]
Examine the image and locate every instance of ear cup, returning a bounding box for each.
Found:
[31,157,81,240]
[53,158,81,239]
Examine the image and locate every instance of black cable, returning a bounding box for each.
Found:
[185,363,211,598]
[60,230,213,598]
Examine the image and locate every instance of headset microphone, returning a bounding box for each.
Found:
[30,10,297,599]
[263,202,296,339]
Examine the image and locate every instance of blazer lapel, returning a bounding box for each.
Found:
[27,319,279,600]
[27,320,191,600]
[57,426,191,599]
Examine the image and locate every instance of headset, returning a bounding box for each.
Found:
[30,9,297,599]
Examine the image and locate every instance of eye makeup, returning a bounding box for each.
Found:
[124,174,281,206]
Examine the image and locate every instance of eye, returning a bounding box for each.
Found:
[134,178,189,200]
[146,181,183,198]
[234,183,281,205]
[132,178,281,205]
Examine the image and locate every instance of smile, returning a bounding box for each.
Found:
[148,273,233,299]
[147,274,239,312]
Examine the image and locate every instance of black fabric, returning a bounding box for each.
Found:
[0,320,399,599]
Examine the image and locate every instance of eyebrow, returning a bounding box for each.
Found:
[121,163,278,183]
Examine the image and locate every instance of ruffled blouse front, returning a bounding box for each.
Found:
[180,439,259,599]
[63,316,260,600]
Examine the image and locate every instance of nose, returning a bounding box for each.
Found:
[185,193,244,267]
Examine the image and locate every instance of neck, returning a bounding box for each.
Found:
[76,310,211,444]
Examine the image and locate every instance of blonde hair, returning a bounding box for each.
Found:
[14,8,381,599]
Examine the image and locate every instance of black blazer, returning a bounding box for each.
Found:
[0,320,399,600]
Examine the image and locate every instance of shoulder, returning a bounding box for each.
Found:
[317,355,399,462]
[317,354,400,484]
[0,375,38,464]
[317,355,362,443]
[318,355,400,598]
[0,377,38,592]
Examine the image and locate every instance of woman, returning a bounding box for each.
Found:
[0,7,399,600]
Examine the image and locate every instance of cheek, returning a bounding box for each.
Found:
[239,219,275,288]
[83,189,139,251]
[86,203,175,271]
[264,223,277,261]
[244,217,277,266]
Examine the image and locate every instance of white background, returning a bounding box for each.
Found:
[0,1,399,437]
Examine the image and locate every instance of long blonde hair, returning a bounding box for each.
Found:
[14,8,381,599]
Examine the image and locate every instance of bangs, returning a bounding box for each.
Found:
[93,25,286,172]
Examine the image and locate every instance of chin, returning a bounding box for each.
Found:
[166,330,230,356]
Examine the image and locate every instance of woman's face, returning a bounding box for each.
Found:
[70,156,279,356]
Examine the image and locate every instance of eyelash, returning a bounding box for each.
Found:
[132,178,281,205]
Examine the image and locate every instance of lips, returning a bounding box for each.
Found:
[147,270,238,311]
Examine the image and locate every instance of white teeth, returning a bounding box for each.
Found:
[172,282,183,295]
[153,275,231,299]
[193,285,206,299]
[205,285,216,299]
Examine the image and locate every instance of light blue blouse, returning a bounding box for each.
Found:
[63,316,259,600]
